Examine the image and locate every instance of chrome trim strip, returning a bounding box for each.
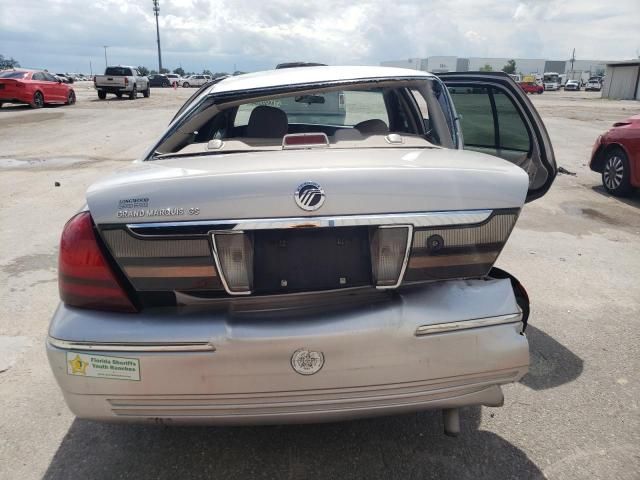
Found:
[415,313,522,336]
[375,224,414,290]
[48,337,215,352]
[127,210,493,236]
[210,231,252,296]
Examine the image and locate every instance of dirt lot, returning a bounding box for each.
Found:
[0,84,639,480]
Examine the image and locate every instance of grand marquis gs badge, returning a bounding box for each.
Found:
[291,349,325,375]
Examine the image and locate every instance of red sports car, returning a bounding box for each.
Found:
[0,69,76,109]
[518,82,543,94]
[590,115,640,196]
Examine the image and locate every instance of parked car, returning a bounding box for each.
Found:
[518,81,543,94]
[585,80,602,92]
[165,74,181,86]
[148,74,171,88]
[55,73,74,84]
[46,68,556,435]
[94,66,150,100]
[589,114,640,196]
[181,74,211,87]
[564,80,580,91]
[0,69,76,108]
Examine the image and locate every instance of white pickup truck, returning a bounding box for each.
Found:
[94,66,150,100]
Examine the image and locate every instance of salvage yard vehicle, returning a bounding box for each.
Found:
[0,69,76,108]
[590,114,639,196]
[148,74,171,88]
[543,72,560,91]
[181,74,211,87]
[518,81,543,94]
[585,79,602,92]
[94,66,150,100]
[564,80,580,91]
[166,74,181,87]
[46,67,556,435]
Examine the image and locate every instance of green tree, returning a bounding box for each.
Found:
[502,59,516,74]
[150,69,158,75]
[0,54,20,70]
[173,67,185,76]
[159,67,170,74]
[137,65,149,76]
[479,64,493,72]
[202,69,213,76]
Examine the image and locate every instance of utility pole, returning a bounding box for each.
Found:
[153,0,163,72]
[570,48,576,72]
[103,46,109,68]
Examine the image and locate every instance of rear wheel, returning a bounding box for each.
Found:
[129,85,137,100]
[182,82,190,88]
[31,91,44,109]
[143,85,150,98]
[602,148,632,196]
[98,91,107,100]
[66,90,76,105]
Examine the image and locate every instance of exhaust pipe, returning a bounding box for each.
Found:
[443,408,460,437]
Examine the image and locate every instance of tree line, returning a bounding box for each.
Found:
[137,66,232,78]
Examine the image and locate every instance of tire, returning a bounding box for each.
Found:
[143,85,150,98]
[602,148,632,196]
[182,82,190,88]
[31,91,44,109]
[129,85,137,100]
[66,90,76,105]
[98,90,107,100]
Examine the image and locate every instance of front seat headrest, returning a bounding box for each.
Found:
[246,106,288,138]
[354,119,389,135]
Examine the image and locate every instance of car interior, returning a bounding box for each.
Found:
[152,80,457,158]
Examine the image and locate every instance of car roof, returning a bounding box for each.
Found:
[206,66,434,95]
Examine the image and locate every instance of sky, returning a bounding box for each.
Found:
[1,0,639,74]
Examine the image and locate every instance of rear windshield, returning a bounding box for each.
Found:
[152,78,457,158]
[0,71,28,79]
[105,67,132,76]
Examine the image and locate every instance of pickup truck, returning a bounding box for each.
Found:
[94,66,150,100]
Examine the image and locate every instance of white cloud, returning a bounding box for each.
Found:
[0,0,638,73]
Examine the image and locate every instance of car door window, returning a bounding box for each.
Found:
[43,73,58,82]
[448,86,530,159]
[32,72,45,81]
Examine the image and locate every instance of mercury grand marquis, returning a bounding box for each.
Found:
[47,66,556,435]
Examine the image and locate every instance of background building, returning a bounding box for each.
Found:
[602,61,640,100]
[381,56,614,76]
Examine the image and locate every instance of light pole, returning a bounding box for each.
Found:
[103,46,109,68]
[153,0,163,72]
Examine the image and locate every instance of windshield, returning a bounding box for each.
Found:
[0,71,29,79]
[543,74,559,83]
[105,67,132,76]
[151,78,455,159]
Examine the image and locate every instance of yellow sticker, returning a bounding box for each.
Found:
[66,352,140,381]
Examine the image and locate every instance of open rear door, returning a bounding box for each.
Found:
[438,72,557,202]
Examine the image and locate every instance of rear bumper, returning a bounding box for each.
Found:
[46,278,529,425]
[95,86,130,94]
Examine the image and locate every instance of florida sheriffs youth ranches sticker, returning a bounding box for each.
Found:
[291,349,325,375]
[66,352,140,381]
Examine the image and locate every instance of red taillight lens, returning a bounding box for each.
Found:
[124,77,129,86]
[59,212,137,312]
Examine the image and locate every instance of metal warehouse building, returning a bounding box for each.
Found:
[602,61,640,100]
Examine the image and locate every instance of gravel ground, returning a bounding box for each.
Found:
[0,84,639,480]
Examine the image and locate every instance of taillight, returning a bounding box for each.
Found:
[59,212,137,312]
[93,76,97,85]
[370,225,411,288]
[124,77,129,86]
[404,211,518,283]
[211,232,253,295]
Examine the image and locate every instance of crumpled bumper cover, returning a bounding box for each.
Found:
[46,278,529,424]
